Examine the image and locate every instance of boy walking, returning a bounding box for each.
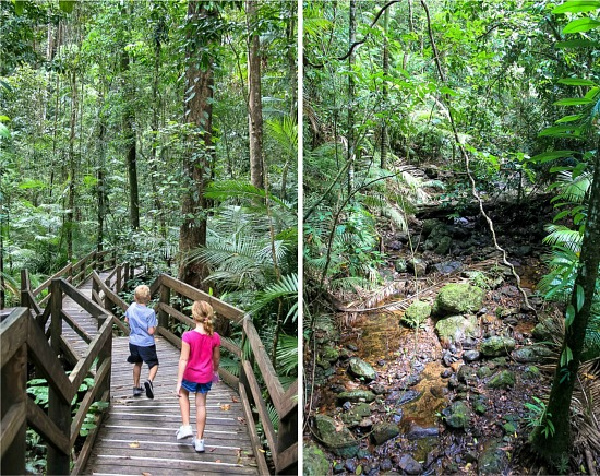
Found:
[124,285,158,398]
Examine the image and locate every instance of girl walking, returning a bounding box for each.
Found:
[175,300,220,452]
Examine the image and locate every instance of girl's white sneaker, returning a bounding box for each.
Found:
[193,438,205,453]
[176,425,194,440]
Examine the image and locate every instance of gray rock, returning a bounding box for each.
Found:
[513,345,553,363]
[347,357,376,381]
[477,366,492,379]
[385,389,422,406]
[395,259,407,273]
[480,336,516,357]
[397,454,423,475]
[407,424,441,439]
[434,261,463,274]
[407,258,428,276]
[463,350,480,362]
[435,315,479,346]
[303,443,330,476]
[457,365,477,384]
[370,423,400,445]
[314,414,359,458]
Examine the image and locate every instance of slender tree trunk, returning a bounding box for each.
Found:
[286,1,297,118]
[381,5,389,169]
[67,70,77,261]
[178,0,217,287]
[347,0,356,194]
[247,0,264,190]
[532,149,600,465]
[121,43,140,230]
[97,90,107,253]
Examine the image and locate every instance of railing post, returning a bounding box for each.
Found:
[239,316,253,409]
[157,281,170,330]
[123,262,130,289]
[47,279,71,475]
[20,269,30,308]
[116,265,122,294]
[97,313,112,401]
[0,342,27,476]
[277,411,298,473]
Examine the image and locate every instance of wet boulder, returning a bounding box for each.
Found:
[370,422,400,445]
[341,403,371,428]
[396,454,423,475]
[394,259,407,273]
[303,443,330,476]
[385,389,421,406]
[407,257,428,276]
[407,424,440,439]
[480,336,516,357]
[435,315,478,346]
[321,345,339,362]
[314,415,359,458]
[442,401,471,429]
[433,283,484,315]
[347,357,376,381]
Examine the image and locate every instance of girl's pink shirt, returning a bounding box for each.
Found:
[182,330,220,384]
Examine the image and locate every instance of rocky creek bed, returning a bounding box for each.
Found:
[304,209,599,475]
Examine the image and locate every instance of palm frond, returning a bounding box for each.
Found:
[205,180,292,210]
[543,224,583,252]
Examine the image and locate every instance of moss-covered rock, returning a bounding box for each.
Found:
[341,403,372,428]
[442,401,471,429]
[479,439,509,475]
[347,357,376,381]
[314,414,359,458]
[488,370,516,389]
[313,315,339,345]
[513,345,553,363]
[395,259,407,273]
[337,390,376,404]
[403,300,432,327]
[434,315,478,345]
[321,345,339,362]
[523,366,541,380]
[480,336,516,357]
[434,283,484,315]
[370,422,400,445]
[303,443,330,476]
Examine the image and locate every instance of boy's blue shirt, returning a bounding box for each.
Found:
[125,303,157,347]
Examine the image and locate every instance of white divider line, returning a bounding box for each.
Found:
[104,425,244,434]
[94,454,243,467]
[99,438,242,450]
[110,404,235,409]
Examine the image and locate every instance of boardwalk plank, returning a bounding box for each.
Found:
[57,275,260,475]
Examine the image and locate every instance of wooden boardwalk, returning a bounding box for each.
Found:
[65,276,259,475]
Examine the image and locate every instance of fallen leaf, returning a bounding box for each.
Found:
[142,473,152,476]
[215,460,221,464]
[231,396,239,403]
[210,447,217,453]
[237,416,245,424]
[220,404,231,410]
[129,441,140,449]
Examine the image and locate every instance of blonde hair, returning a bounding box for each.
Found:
[134,285,151,304]
[192,300,214,335]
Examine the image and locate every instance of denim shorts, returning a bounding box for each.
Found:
[181,379,212,394]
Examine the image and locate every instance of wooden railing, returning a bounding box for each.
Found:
[90,272,298,474]
[1,279,113,475]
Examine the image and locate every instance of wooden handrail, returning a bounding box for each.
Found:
[1,276,114,475]
[33,263,72,297]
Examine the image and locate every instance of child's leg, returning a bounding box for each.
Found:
[195,392,207,439]
[148,364,158,382]
[133,362,142,388]
[179,388,191,426]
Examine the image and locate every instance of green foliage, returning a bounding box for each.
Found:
[525,396,555,439]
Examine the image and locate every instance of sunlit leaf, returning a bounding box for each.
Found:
[528,150,576,163]
[563,18,600,34]
[552,1,600,14]
[554,97,594,106]
[559,78,598,86]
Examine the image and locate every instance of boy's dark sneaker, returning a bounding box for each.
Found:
[144,379,154,398]
[133,387,143,397]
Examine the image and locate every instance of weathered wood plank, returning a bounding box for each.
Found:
[238,383,269,476]
[26,398,70,455]
[0,308,28,366]
[27,315,74,403]
[60,279,106,318]
[33,263,72,297]
[69,317,111,394]
[0,401,26,459]
[61,310,92,344]
[70,390,108,476]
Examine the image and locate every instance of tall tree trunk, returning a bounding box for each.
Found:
[120,4,139,231]
[178,0,217,287]
[67,70,77,261]
[532,150,600,465]
[347,0,356,194]
[380,5,389,169]
[286,1,297,118]
[97,90,107,253]
[247,0,264,190]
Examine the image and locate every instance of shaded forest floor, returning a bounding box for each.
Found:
[304,181,600,475]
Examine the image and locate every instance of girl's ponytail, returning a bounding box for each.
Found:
[192,300,215,335]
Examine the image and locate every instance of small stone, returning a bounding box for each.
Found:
[370,423,400,445]
[347,344,358,352]
[345,460,357,473]
[441,368,453,379]
[463,350,480,362]
[333,463,345,474]
[343,401,352,411]
[376,359,386,367]
[370,383,386,395]
[442,401,471,429]
[488,370,516,389]
[381,459,394,472]
[480,336,516,357]
[477,366,492,379]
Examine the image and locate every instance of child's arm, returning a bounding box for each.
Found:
[147,310,157,335]
[176,341,191,396]
[212,345,220,371]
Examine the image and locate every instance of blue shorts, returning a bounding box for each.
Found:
[181,379,212,394]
